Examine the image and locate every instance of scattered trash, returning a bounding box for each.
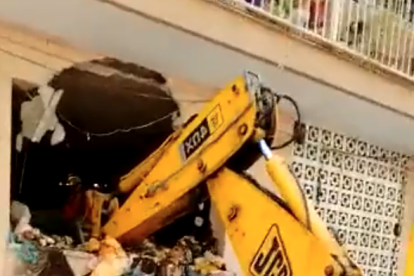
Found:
[90,235,130,276]
[8,198,233,276]
[85,237,101,253]
[52,235,75,249]
[8,232,49,276]
[9,233,39,265]
[208,271,236,276]
[11,201,33,237]
[63,250,97,276]
[38,249,75,276]
[192,251,226,275]
[119,236,228,276]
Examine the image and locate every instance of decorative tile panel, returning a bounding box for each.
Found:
[291,125,408,276]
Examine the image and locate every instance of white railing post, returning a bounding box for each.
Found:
[329,0,343,41]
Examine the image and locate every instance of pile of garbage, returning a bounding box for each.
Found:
[86,235,231,276]
[6,201,234,276]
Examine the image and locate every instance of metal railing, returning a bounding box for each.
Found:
[234,0,414,78]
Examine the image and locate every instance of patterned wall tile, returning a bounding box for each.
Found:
[291,124,408,276]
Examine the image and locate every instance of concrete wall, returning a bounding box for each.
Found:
[101,0,414,119]
[0,76,11,276]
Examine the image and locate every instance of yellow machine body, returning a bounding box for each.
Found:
[405,225,414,276]
[103,74,260,242]
[207,168,338,276]
[100,72,362,276]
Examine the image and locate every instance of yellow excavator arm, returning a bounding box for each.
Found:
[101,72,362,276]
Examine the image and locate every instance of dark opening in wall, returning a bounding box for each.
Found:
[11,58,180,212]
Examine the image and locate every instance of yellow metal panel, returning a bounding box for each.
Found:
[405,225,414,276]
[264,156,351,261]
[207,168,341,276]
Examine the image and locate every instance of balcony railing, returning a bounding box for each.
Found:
[222,0,414,79]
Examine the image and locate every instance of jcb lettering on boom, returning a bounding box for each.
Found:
[181,105,223,160]
[250,224,292,276]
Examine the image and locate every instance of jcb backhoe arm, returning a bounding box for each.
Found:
[103,71,276,242]
[102,72,362,276]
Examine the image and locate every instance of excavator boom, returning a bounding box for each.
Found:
[103,72,275,243]
[101,72,362,276]
[207,167,339,276]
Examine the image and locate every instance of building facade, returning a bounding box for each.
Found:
[1,0,414,275]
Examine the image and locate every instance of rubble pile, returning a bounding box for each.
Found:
[7,201,235,276]
[10,201,74,249]
[122,236,230,276]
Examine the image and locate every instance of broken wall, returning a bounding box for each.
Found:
[12,58,180,211]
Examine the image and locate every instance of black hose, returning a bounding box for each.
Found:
[271,93,303,150]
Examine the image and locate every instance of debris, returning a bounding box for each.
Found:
[51,123,66,146]
[9,233,39,265]
[201,251,226,269]
[52,235,75,249]
[18,86,65,149]
[121,236,229,276]
[10,201,32,236]
[85,237,101,253]
[136,257,157,276]
[192,251,226,275]
[208,271,236,276]
[63,250,97,276]
[90,236,129,276]
[158,263,183,276]
[8,232,49,275]
[31,87,65,144]
[8,200,232,276]
[184,270,202,276]
[8,225,232,276]
[38,249,75,276]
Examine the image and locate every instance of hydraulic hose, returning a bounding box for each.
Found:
[270,93,303,150]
